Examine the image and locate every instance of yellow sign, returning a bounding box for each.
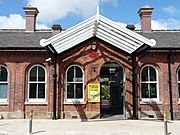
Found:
[88,83,100,102]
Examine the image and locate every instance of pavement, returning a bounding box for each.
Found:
[0,119,180,135]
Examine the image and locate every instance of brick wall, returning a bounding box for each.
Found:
[0,51,54,118]
[0,39,180,119]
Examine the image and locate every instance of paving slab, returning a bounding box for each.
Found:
[0,119,180,135]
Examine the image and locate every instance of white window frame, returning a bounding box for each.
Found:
[65,65,84,103]
[140,65,159,102]
[177,68,180,100]
[27,64,46,103]
[0,65,8,103]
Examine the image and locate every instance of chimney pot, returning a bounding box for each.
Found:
[52,24,62,36]
[126,24,135,31]
[23,5,39,32]
[138,5,153,32]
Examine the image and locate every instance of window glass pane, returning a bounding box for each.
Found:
[141,67,148,81]
[38,83,45,98]
[38,66,45,81]
[30,66,37,81]
[150,67,156,81]
[141,83,148,98]
[75,66,83,82]
[76,83,83,98]
[67,67,74,82]
[178,70,180,81]
[150,83,157,98]
[0,83,8,99]
[29,83,37,98]
[179,83,180,98]
[67,83,74,98]
[0,66,7,81]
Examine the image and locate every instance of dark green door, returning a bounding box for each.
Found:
[100,62,124,117]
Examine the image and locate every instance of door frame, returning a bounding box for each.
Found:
[100,61,126,118]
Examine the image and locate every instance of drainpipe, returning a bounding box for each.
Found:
[132,54,138,119]
[167,50,174,120]
[52,56,57,120]
[44,45,58,120]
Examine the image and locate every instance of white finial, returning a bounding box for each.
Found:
[96,5,100,16]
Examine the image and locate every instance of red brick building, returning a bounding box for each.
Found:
[0,5,180,120]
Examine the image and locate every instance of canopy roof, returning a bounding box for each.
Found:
[40,12,156,54]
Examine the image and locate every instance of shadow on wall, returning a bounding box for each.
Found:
[140,101,163,119]
[73,100,88,122]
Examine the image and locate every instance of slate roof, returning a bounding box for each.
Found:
[138,31,180,48]
[0,30,52,49]
[0,30,180,50]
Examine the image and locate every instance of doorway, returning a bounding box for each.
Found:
[100,61,125,118]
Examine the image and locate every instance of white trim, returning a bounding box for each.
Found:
[140,65,159,102]
[25,101,48,105]
[65,65,84,103]
[0,65,8,103]
[40,14,156,54]
[27,64,47,103]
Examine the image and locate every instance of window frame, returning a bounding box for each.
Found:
[65,65,84,103]
[177,68,180,100]
[140,65,159,102]
[0,65,8,103]
[27,64,47,103]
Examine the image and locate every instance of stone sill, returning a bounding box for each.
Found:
[64,102,87,105]
[25,102,48,105]
[140,101,162,105]
[0,102,8,105]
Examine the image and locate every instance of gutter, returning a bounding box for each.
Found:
[131,54,137,119]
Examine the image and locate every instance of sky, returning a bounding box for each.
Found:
[0,0,180,30]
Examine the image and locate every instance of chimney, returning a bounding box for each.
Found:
[52,24,62,36]
[126,24,135,31]
[23,5,39,32]
[138,5,153,32]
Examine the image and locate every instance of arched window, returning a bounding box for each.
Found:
[28,65,46,102]
[177,68,180,98]
[0,65,8,102]
[66,65,84,102]
[141,65,158,101]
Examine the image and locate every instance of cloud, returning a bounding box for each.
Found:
[0,14,49,29]
[162,6,178,15]
[27,0,117,23]
[135,18,180,30]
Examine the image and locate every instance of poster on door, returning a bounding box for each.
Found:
[88,83,100,102]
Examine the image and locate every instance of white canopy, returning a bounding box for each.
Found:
[40,12,156,54]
